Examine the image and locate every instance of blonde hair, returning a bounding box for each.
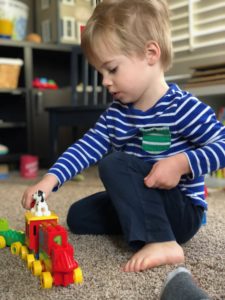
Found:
[81,0,173,71]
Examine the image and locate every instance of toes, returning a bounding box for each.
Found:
[122,258,133,272]
[133,258,144,272]
[123,257,145,272]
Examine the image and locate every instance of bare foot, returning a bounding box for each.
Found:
[122,241,184,272]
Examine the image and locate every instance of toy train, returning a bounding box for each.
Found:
[0,190,83,289]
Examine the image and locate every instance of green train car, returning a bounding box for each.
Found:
[0,218,25,248]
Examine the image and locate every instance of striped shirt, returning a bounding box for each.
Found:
[48,84,225,209]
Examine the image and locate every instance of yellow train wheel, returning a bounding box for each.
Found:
[27,254,35,269]
[41,272,53,289]
[11,242,22,255]
[73,267,83,284]
[20,245,28,260]
[0,236,6,249]
[32,260,42,276]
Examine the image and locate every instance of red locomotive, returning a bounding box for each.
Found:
[8,191,83,288]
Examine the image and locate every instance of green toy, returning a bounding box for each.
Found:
[0,218,25,248]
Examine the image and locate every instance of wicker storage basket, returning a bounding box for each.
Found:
[0,58,23,89]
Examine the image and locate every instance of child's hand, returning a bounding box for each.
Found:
[21,174,58,209]
[144,153,191,189]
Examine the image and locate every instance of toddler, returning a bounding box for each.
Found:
[22,0,225,272]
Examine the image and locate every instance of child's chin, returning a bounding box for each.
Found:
[117,98,131,104]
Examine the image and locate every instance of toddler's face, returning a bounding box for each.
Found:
[93,43,156,110]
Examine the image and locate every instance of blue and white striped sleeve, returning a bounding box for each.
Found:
[175,96,225,179]
[47,111,111,187]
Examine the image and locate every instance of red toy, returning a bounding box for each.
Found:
[3,191,83,289]
[32,77,58,89]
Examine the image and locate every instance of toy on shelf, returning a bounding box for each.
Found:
[0,164,9,180]
[32,77,58,89]
[0,190,83,288]
[0,144,9,155]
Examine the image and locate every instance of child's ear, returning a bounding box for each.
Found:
[144,41,161,65]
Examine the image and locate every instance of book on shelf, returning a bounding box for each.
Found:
[185,62,225,88]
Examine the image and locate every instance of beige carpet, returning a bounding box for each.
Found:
[0,166,224,300]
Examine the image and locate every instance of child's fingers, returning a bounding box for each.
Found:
[144,176,157,188]
[21,192,32,209]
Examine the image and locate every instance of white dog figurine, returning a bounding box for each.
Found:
[31,190,51,217]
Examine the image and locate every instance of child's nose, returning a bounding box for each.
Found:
[102,76,112,88]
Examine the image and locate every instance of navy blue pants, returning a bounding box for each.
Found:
[67,152,204,250]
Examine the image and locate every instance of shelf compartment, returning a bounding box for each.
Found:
[0,153,21,163]
[0,121,26,129]
[0,88,26,95]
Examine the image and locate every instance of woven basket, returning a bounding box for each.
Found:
[0,58,23,89]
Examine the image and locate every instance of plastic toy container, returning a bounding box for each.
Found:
[0,0,29,40]
[20,154,39,179]
[0,58,23,89]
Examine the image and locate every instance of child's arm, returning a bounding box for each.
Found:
[177,102,225,180]
[21,110,111,209]
[21,174,58,209]
[145,97,225,189]
[144,153,190,189]
[47,112,111,187]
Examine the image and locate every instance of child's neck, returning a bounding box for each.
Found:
[133,79,169,112]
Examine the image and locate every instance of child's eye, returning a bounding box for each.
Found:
[109,67,118,74]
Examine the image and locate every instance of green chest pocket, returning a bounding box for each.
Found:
[140,127,171,154]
